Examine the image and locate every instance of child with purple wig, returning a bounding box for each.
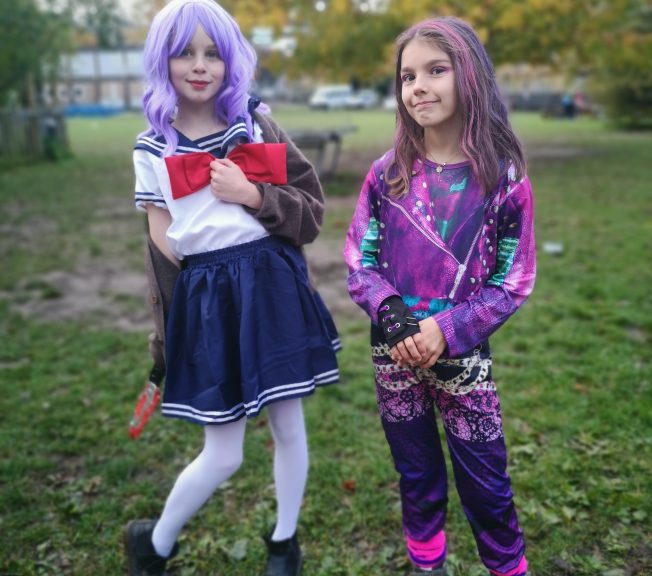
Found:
[344,17,536,576]
[124,1,340,575]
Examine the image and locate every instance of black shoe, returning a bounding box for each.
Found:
[124,519,178,576]
[262,532,303,576]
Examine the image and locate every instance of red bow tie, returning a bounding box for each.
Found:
[165,143,287,200]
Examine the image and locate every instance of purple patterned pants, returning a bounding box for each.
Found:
[372,339,527,574]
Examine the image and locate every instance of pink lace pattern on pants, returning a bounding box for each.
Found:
[373,350,504,442]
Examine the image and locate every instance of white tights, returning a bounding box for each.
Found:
[151,398,308,558]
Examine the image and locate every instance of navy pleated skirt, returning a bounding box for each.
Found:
[163,236,341,425]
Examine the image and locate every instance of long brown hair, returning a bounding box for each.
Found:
[385,17,526,197]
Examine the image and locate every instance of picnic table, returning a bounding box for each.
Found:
[287,125,356,180]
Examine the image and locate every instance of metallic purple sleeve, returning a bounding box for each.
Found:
[434,177,536,357]
[344,164,401,323]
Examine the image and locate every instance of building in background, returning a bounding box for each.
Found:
[45,47,145,115]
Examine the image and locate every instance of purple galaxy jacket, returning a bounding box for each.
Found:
[344,151,536,358]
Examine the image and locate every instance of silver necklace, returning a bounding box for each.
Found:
[427,150,461,174]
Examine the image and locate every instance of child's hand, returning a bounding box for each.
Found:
[414,317,447,368]
[389,318,446,368]
[210,158,262,209]
[390,335,426,367]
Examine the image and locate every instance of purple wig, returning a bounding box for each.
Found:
[386,17,526,197]
[140,0,257,155]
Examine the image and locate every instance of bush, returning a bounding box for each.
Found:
[590,16,652,129]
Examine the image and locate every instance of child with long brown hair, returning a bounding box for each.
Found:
[345,16,536,576]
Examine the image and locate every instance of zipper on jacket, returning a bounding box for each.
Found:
[449,263,467,299]
[448,212,485,299]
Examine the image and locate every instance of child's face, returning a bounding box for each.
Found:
[400,38,460,133]
[169,25,225,111]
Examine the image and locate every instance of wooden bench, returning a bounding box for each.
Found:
[287,126,356,180]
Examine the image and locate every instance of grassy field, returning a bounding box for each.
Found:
[0,108,651,575]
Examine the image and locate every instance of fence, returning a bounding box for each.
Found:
[0,108,69,161]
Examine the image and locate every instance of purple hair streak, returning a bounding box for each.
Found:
[387,17,526,197]
[140,0,257,155]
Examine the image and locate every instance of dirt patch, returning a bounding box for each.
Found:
[304,234,366,321]
[3,212,364,332]
[4,262,153,331]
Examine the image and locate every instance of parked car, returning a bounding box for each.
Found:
[309,85,354,110]
[345,89,380,109]
[382,95,398,111]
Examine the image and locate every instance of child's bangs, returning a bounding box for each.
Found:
[196,9,228,58]
[167,9,200,57]
[167,5,225,60]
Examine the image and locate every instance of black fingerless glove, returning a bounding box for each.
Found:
[378,296,420,348]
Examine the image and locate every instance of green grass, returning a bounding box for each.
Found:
[1,109,651,575]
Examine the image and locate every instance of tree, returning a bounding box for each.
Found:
[288,0,403,84]
[0,0,71,107]
[483,0,652,127]
[587,1,652,128]
[221,0,297,36]
[71,0,124,48]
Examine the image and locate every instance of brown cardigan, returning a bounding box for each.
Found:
[144,112,325,367]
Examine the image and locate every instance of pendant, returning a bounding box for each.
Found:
[436,165,444,173]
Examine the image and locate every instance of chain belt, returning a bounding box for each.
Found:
[372,343,494,395]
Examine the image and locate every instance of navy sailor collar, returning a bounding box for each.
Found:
[134,97,262,158]
[174,118,250,158]
[135,96,262,158]
[135,116,250,159]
